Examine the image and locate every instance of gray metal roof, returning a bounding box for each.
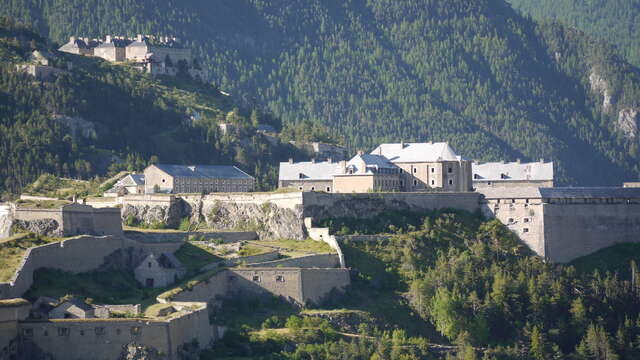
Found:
[371,142,460,162]
[539,187,640,199]
[153,164,253,179]
[477,187,543,199]
[279,161,338,181]
[479,187,640,199]
[473,161,553,181]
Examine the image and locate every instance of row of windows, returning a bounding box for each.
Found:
[228,275,286,282]
[298,186,332,192]
[22,326,140,337]
[403,166,454,174]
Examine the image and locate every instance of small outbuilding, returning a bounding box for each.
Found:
[48,298,95,319]
[134,253,186,288]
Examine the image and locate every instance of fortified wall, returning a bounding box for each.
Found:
[4,203,122,238]
[16,302,214,360]
[121,192,482,241]
[480,187,640,263]
[166,267,350,306]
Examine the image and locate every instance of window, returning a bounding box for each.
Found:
[448,167,453,173]
[487,181,492,185]
[413,180,417,186]
[399,169,403,174]
[326,187,331,192]
[95,327,105,336]
[311,186,315,191]
[148,262,152,268]
[508,218,514,224]
[413,167,417,174]
[23,328,34,337]
[58,328,70,336]
[348,169,353,174]
[431,167,435,173]
[431,180,435,185]
[162,179,166,183]
[400,180,404,186]
[298,186,303,191]
[448,179,453,185]
[131,327,141,335]
[276,275,285,282]
[523,218,530,223]
[80,330,85,336]
[523,228,529,233]
[253,275,261,282]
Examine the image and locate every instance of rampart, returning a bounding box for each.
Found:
[121,192,482,241]
[167,267,350,306]
[244,253,339,269]
[0,236,126,299]
[16,302,213,360]
[480,188,640,262]
[0,300,30,356]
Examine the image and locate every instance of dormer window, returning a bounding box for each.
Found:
[474,174,480,179]
[298,173,305,180]
[501,173,508,179]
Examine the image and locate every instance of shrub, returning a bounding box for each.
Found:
[178,217,191,231]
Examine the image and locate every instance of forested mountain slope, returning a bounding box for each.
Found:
[0,17,297,196]
[508,0,640,67]
[3,0,640,185]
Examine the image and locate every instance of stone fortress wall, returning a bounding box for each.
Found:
[481,188,640,263]
[17,302,214,360]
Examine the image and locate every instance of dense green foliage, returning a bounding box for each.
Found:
[508,0,640,67]
[0,17,307,196]
[3,0,640,184]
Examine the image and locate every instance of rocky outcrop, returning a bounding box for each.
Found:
[200,199,304,240]
[118,343,163,360]
[590,71,613,113]
[12,219,62,237]
[617,108,638,140]
[121,201,184,228]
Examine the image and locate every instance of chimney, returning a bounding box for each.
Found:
[327,158,332,164]
[70,36,76,42]
[288,158,293,164]
[500,160,506,164]
[311,158,316,164]
[137,34,143,42]
[357,150,364,156]
[540,158,545,163]
[188,166,196,172]
[106,35,112,43]
[339,160,347,174]
[516,158,521,164]
[427,140,433,145]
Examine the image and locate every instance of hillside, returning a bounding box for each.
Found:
[0,17,312,196]
[507,0,640,67]
[3,0,640,185]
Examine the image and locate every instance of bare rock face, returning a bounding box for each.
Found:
[202,200,305,240]
[118,343,163,360]
[617,108,639,140]
[12,219,62,237]
[121,202,183,228]
[590,71,613,112]
[0,205,12,239]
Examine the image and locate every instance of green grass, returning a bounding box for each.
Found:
[0,234,64,282]
[14,199,70,209]
[21,173,105,199]
[24,268,155,306]
[174,242,223,274]
[237,245,270,257]
[251,239,334,255]
[570,243,640,279]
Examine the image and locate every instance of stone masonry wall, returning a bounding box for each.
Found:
[0,302,30,356]
[244,254,339,268]
[301,192,481,220]
[0,236,126,299]
[300,268,351,305]
[543,202,640,263]
[17,304,212,360]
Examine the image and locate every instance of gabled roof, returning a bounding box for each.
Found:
[59,38,89,51]
[279,161,338,181]
[344,153,396,175]
[371,142,460,162]
[472,161,554,182]
[139,253,184,270]
[56,298,94,312]
[96,38,130,48]
[151,164,254,179]
[106,173,145,193]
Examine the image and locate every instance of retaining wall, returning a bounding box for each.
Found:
[0,236,126,299]
[17,302,213,360]
[245,254,339,269]
[544,203,640,262]
[301,192,481,221]
[0,302,30,355]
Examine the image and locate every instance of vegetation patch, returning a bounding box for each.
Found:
[0,234,63,282]
[174,242,223,275]
[251,239,333,255]
[570,242,640,279]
